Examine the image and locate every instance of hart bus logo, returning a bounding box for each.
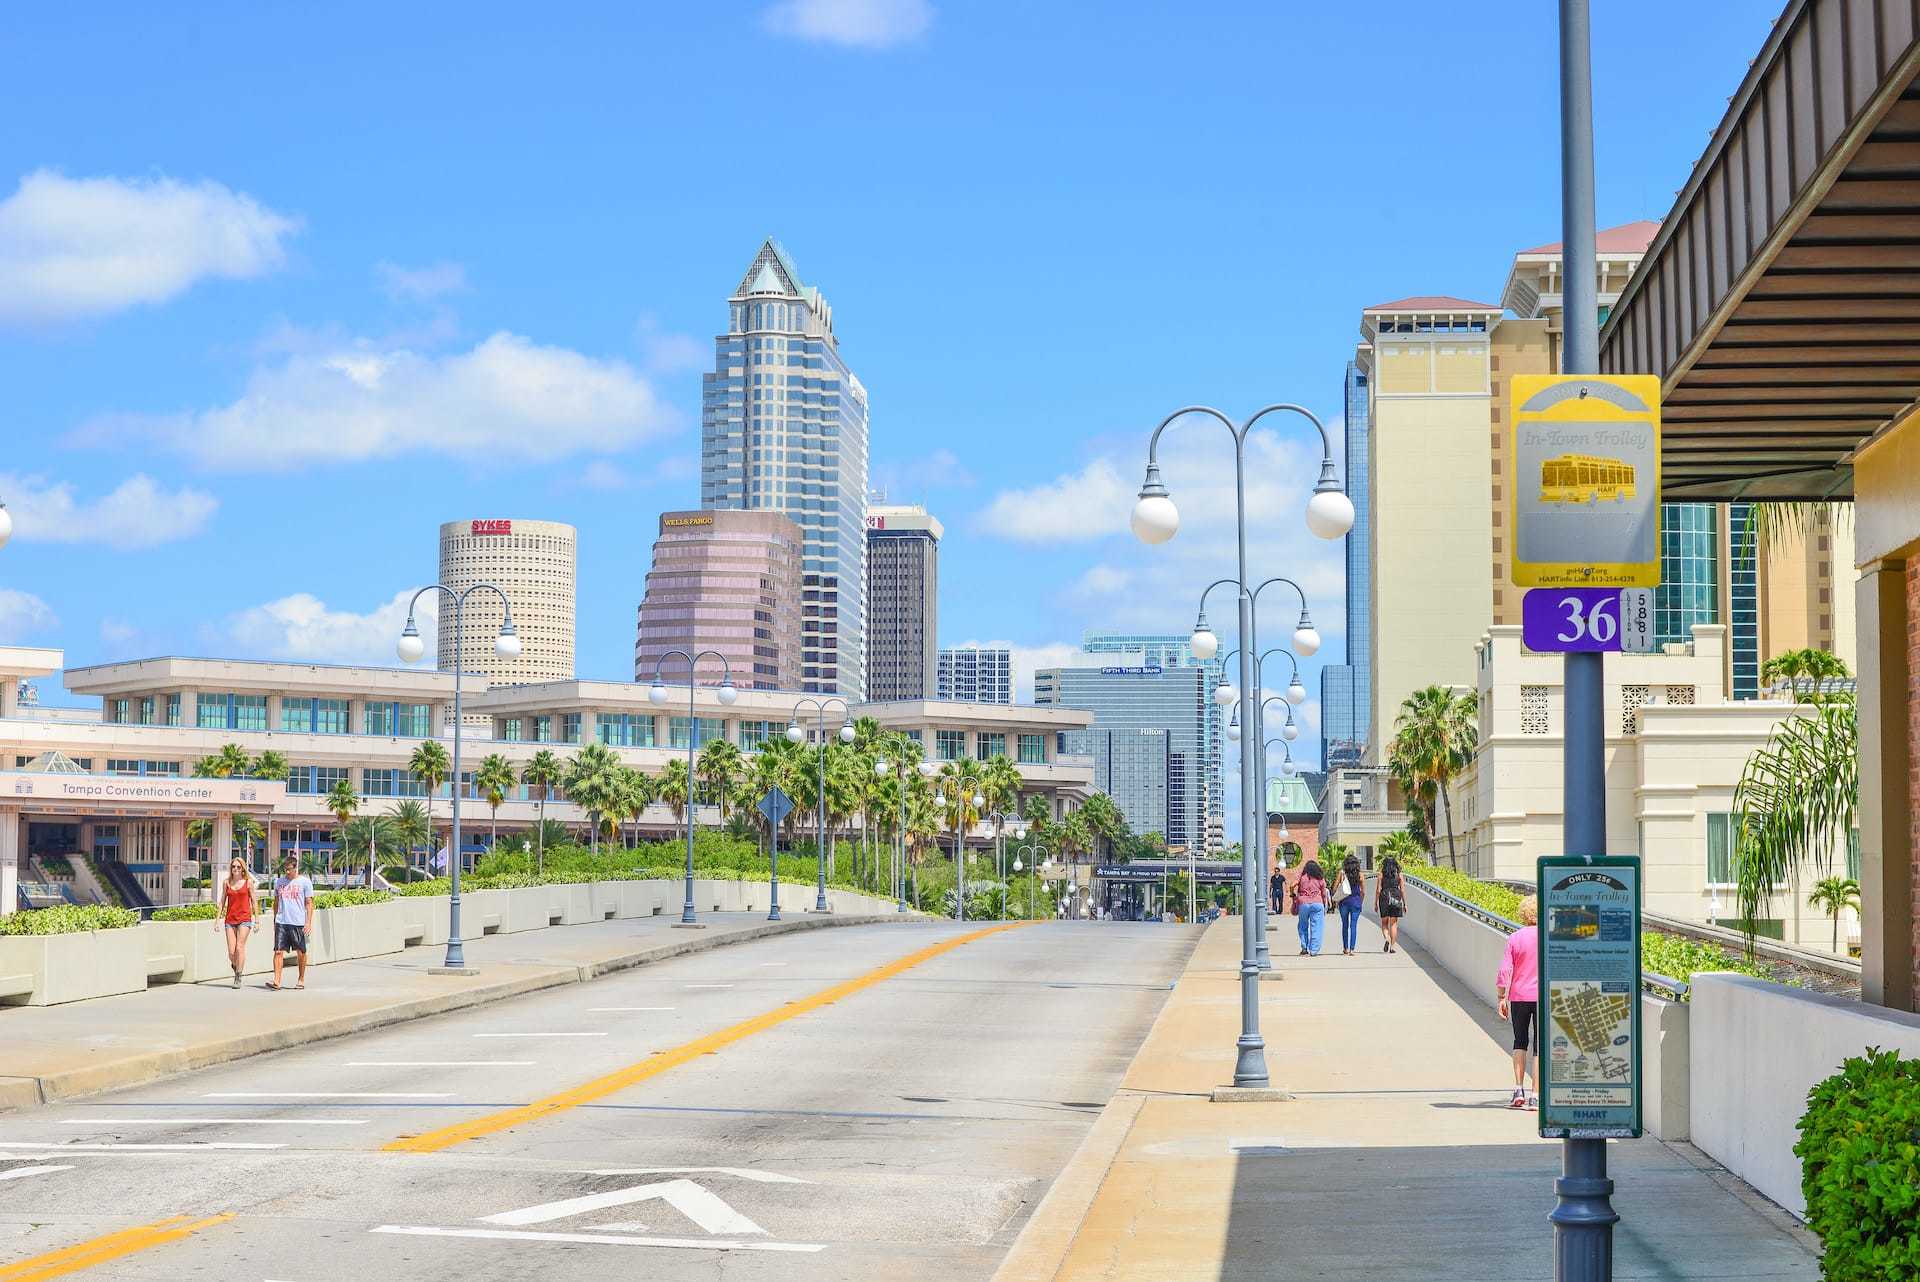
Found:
[471,519,513,536]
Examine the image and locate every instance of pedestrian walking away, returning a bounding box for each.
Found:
[1293,859,1331,956]
[1376,854,1407,953]
[1269,867,1285,914]
[1335,854,1366,955]
[270,855,314,991]
[1496,894,1540,1109]
[218,856,257,988]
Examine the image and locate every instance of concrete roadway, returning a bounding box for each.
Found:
[0,920,1195,1281]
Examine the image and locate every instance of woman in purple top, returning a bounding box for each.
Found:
[1496,894,1540,1109]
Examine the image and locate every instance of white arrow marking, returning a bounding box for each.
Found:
[482,1179,766,1235]
[0,1165,73,1181]
[586,1167,809,1184]
[372,1225,823,1253]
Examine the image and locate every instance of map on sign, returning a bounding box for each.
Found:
[757,786,794,828]
[1510,374,1662,588]
[1537,856,1642,1139]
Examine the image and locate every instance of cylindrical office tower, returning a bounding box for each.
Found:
[437,519,576,687]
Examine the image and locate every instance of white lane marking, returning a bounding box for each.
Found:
[345,1061,534,1067]
[0,1164,73,1181]
[587,1006,675,1012]
[587,1168,810,1184]
[483,1179,765,1235]
[471,1032,607,1039]
[371,1225,823,1253]
[0,1142,287,1151]
[757,962,787,967]
[204,1092,452,1099]
[685,983,733,989]
[59,1118,367,1126]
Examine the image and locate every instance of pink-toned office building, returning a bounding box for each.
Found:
[633,510,804,690]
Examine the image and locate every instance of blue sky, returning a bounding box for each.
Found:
[0,0,1782,759]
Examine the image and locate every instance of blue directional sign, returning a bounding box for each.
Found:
[757,786,794,827]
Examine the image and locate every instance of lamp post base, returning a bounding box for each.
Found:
[1211,1085,1292,1103]
[429,966,480,977]
[672,923,708,931]
[1231,1036,1270,1089]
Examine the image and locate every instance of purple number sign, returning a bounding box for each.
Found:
[1522,588,1622,653]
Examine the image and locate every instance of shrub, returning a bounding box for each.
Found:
[1796,1048,1920,1280]
[1640,932,1775,990]
[38,853,74,876]
[1401,859,1526,920]
[313,889,392,910]
[0,904,140,935]
[152,904,216,921]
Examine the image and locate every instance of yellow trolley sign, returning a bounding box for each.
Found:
[1510,374,1662,588]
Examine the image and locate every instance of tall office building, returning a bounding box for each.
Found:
[437,519,576,687]
[937,646,1011,704]
[701,239,869,697]
[865,503,941,701]
[1082,631,1224,848]
[633,509,803,690]
[1034,661,1209,851]
[1319,358,1371,769]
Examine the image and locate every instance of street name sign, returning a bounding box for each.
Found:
[1510,374,1663,588]
[1521,587,1658,654]
[1537,855,1643,1139]
[757,786,794,828]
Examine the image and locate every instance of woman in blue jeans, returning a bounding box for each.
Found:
[1334,854,1367,955]
[1294,859,1331,955]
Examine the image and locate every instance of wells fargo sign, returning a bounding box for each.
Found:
[663,516,714,527]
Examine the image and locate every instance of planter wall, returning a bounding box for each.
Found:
[0,928,148,1006]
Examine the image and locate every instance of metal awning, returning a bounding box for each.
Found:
[1599,0,1920,500]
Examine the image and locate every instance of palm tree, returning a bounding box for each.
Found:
[195,743,253,779]
[1076,792,1126,861]
[324,777,359,883]
[1760,648,1851,702]
[1807,875,1860,954]
[248,750,289,783]
[521,749,563,876]
[562,743,622,854]
[474,753,515,859]
[1389,685,1478,868]
[696,738,744,830]
[407,740,452,868]
[388,799,432,871]
[341,815,397,883]
[658,758,692,832]
[616,766,655,849]
[1733,698,1858,951]
[1379,830,1424,864]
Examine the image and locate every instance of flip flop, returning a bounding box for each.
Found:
[295,982,305,989]
[265,982,279,990]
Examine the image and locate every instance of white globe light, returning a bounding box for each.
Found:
[1189,628,1219,661]
[717,683,738,706]
[1226,721,1241,742]
[1130,494,1179,545]
[875,759,889,777]
[1013,859,1024,872]
[918,761,937,778]
[396,630,426,664]
[648,681,669,706]
[1282,723,1299,742]
[838,723,855,743]
[1282,759,1298,776]
[972,793,985,807]
[1287,681,1308,706]
[493,630,521,660]
[1292,627,1321,657]
[1306,488,1356,540]
[785,723,805,743]
[1212,682,1238,707]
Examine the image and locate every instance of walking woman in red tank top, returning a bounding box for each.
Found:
[219,856,257,989]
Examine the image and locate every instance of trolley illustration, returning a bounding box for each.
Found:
[1538,453,1636,505]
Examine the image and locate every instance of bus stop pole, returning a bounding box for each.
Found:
[1552,1,1620,1277]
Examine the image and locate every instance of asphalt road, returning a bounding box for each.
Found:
[0,919,1195,1281]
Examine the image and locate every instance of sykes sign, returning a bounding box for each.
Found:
[471,519,513,536]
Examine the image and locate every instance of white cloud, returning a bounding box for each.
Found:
[223,589,438,666]
[83,331,678,470]
[0,472,217,547]
[0,169,298,324]
[635,314,707,374]
[0,589,56,642]
[762,0,932,47]
[976,459,1130,543]
[1070,564,1133,600]
[375,260,466,302]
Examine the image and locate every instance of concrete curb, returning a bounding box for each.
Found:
[1,913,914,1111]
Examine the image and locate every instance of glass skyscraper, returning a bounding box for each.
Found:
[1728,502,1759,698]
[1081,632,1224,845]
[1655,502,1719,650]
[701,239,869,696]
[1034,663,1210,852]
[1319,360,1370,768]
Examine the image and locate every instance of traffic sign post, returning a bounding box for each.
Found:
[1522,587,1658,654]
[758,787,794,922]
[1537,856,1643,1140]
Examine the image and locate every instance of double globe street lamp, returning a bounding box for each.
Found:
[786,701,853,914]
[649,651,738,925]
[920,763,984,923]
[1130,404,1351,1091]
[872,753,915,912]
[396,583,520,972]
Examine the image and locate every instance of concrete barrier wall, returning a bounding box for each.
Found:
[1397,878,1691,1142]
[1690,974,1920,1218]
[0,879,908,1006]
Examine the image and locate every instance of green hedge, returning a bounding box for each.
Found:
[0,904,140,935]
[313,889,391,910]
[1796,1048,1920,1279]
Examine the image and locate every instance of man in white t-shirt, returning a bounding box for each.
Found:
[270,856,314,990]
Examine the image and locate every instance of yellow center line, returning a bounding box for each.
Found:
[385,921,1030,1154]
[0,1213,235,1281]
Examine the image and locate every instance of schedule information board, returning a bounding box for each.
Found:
[1537,855,1643,1139]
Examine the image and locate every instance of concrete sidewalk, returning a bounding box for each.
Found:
[0,909,912,1111]
[998,914,1821,1281]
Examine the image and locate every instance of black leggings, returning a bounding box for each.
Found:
[1509,999,1537,1052]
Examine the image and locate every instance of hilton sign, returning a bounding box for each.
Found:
[471,519,513,536]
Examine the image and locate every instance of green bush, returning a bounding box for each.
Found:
[1401,859,1527,920]
[1796,1048,1920,1280]
[38,853,74,876]
[152,904,217,921]
[0,904,140,935]
[1640,932,1775,989]
[313,888,392,910]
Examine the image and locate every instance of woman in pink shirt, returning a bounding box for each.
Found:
[1496,894,1540,1109]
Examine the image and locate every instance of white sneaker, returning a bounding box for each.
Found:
[1509,1088,1527,1110]
[1526,1092,1540,1109]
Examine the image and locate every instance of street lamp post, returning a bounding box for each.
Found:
[787,699,852,913]
[874,753,913,913]
[1132,404,1351,1090]
[920,763,984,923]
[1016,841,1048,921]
[396,583,519,972]
[650,650,738,925]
